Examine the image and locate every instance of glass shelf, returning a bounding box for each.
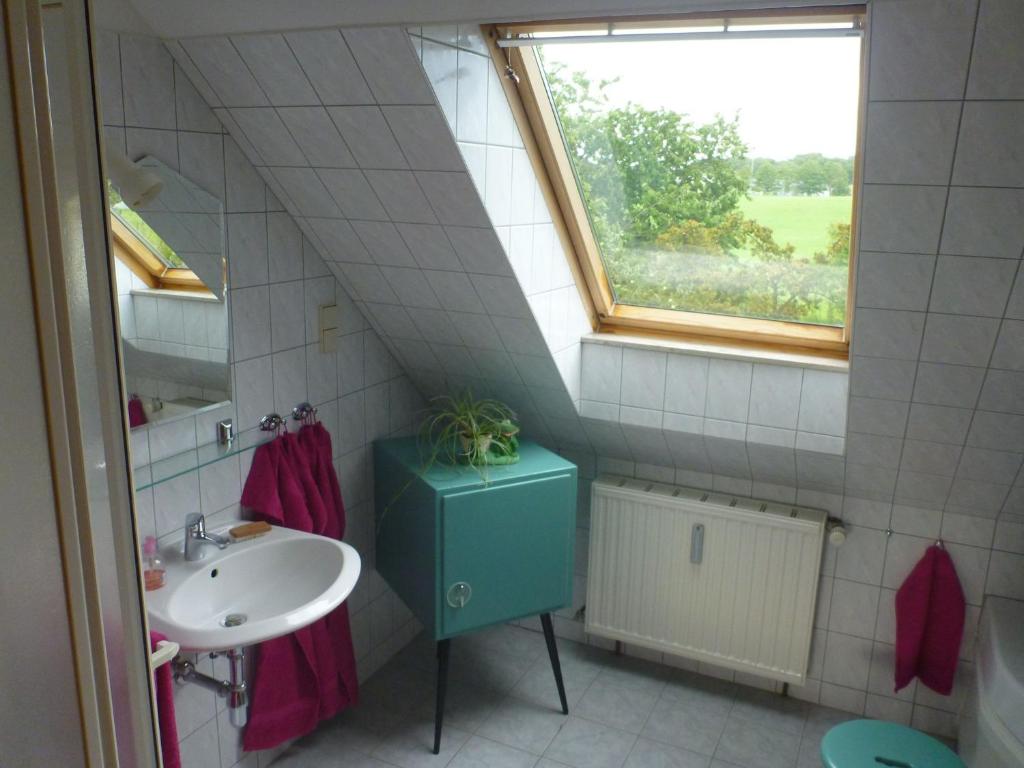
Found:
[134,440,245,491]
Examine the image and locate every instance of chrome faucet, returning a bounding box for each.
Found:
[184,513,228,562]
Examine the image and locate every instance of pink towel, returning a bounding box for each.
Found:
[241,438,320,750]
[301,424,359,711]
[128,395,147,428]
[240,426,358,751]
[150,631,180,768]
[894,544,965,695]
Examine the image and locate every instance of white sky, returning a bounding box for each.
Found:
[542,36,862,160]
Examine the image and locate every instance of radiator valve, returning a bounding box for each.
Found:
[826,518,847,546]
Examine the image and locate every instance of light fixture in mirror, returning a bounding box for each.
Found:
[108,155,230,431]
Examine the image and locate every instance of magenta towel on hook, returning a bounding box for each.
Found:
[894,544,965,696]
[239,422,359,752]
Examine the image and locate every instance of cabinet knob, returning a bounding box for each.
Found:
[446,581,472,608]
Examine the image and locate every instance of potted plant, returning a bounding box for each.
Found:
[420,392,520,472]
[379,393,520,530]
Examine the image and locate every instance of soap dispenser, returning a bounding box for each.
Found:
[143,536,165,591]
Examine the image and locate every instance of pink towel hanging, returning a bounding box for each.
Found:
[894,543,965,695]
[240,421,358,752]
[150,631,181,768]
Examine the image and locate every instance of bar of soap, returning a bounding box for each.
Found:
[229,521,272,541]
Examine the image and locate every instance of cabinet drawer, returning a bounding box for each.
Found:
[440,474,574,637]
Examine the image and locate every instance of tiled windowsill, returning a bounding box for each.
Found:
[584,332,850,373]
[578,333,850,458]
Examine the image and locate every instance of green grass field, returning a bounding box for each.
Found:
[738,194,852,257]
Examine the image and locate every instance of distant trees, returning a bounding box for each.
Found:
[749,155,853,196]
[543,60,851,325]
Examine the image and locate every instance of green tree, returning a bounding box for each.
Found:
[541,59,850,326]
[752,161,781,194]
[788,154,830,195]
[814,222,851,265]
[825,160,850,196]
[544,62,748,247]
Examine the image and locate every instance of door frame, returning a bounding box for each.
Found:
[4,0,159,764]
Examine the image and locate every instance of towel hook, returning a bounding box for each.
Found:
[259,413,285,436]
[292,402,317,426]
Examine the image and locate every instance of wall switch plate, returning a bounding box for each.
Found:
[321,328,338,354]
[319,304,339,353]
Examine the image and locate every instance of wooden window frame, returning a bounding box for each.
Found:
[109,214,208,293]
[485,6,867,359]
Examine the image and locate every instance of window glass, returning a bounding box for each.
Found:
[108,183,185,268]
[537,30,861,326]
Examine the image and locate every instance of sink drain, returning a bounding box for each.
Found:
[221,613,247,627]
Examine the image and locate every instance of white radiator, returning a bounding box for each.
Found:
[586,476,826,684]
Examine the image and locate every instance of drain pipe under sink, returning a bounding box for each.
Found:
[172,647,248,727]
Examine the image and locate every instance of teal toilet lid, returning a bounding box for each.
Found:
[820,719,965,768]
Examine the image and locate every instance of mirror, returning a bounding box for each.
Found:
[108,155,230,430]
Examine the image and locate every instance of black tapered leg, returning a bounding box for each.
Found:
[540,613,569,715]
[433,639,451,755]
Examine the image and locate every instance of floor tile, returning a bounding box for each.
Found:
[575,682,659,734]
[509,653,601,710]
[625,738,710,768]
[477,696,569,755]
[713,718,800,768]
[543,716,638,768]
[728,688,808,737]
[371,716,471,768]
[277,625,908,768]
[592,655,670,698]
[660,671,737,718]
[416,678,506,733]
[449,735,540,768]
[641,700,727,757]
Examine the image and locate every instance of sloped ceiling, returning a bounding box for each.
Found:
[119,0,855,39]
[167,26,590,447]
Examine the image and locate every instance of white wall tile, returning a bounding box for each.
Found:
[120,35,176,129]
[277,106,356,168]
[919,314,1000,366]
[859,185,946,254]
[342,27,435,105]
[967,0,1024,97]
[912,362,985,408]
[383,105,463,171]
[941,187,1024,259]
[421,40,457,121]
[581,344,622,404]
[929,256,1017,317]
[905,402,972,445]
[231,35,318,106]
[620,349,667,410]
[952,102,1024,187]
[852,309,925,360]
[364,170,438,225]
[415,171,490,227]
[748,364,803,430]
[863,101,960,185]
[991,320,1024,371]
[282,29,372,106]
[327,106,408,170]
[868,0,976,101]
[705,359,751,423]
[856,252,934,312]
[181,37,269,107]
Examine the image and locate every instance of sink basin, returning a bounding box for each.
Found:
[146,525,361,651]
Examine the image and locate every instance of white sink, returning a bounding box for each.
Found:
[146,525,361,652]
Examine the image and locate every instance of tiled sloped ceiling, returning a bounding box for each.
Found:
[167,27,587,446]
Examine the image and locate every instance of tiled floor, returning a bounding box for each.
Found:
[271,624,863,768]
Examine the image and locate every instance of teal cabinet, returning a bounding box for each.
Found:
[374,438,577,641]
[374,438,577,754]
